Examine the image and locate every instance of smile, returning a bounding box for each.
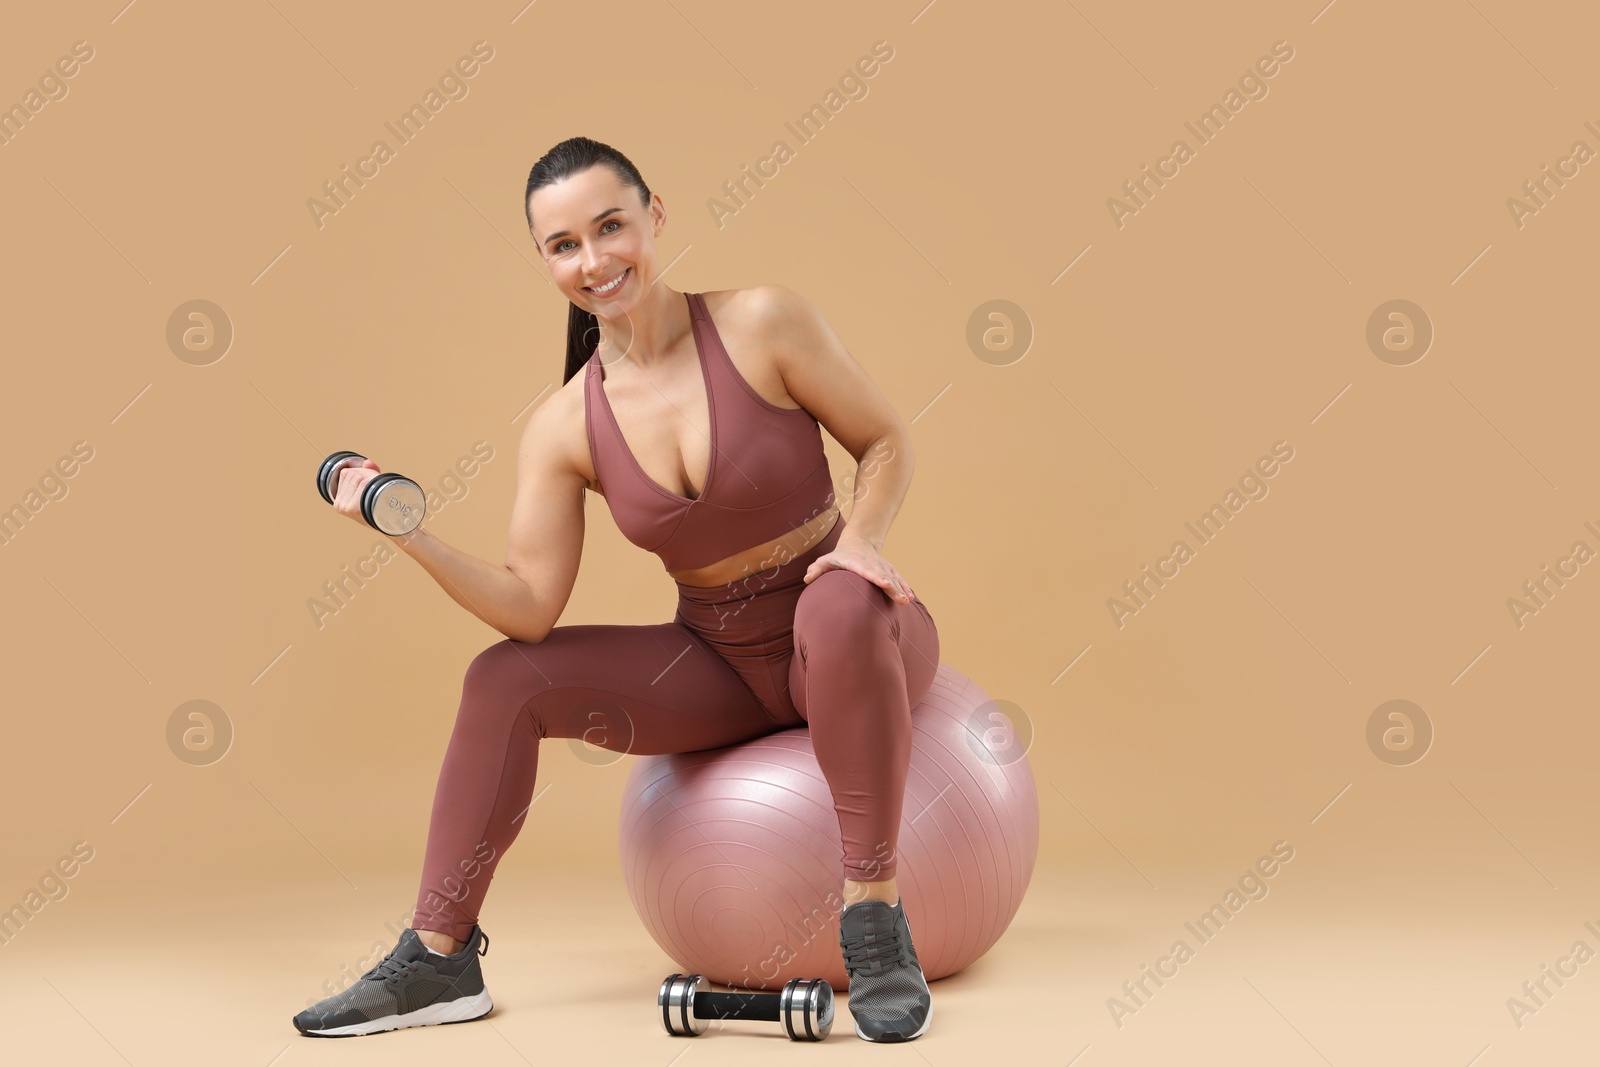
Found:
[586,268,630,296]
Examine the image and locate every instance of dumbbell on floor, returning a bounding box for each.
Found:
[316,451,426,536]
[658,972,834,1041]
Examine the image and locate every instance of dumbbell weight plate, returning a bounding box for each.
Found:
[780,977,834,1041]
[360,473,425,536]
[660,973,709,1036]
[316,451,367,506]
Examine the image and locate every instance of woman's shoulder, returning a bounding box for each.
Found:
[515,358,601,493]
[700,283,816,335]
[698,285,814,412]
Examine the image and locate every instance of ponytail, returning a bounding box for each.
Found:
[564,302,600,384]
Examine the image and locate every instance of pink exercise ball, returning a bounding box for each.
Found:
[618,662,1039,991]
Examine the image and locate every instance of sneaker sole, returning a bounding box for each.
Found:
[854,998,933,1042]
[297,988,494,1038]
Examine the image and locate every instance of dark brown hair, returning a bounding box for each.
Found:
[524,136,653,384]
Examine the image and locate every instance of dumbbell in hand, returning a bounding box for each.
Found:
[658,972,834,1041]
[316,451,426,536]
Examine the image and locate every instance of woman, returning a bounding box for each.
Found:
[292,136,941,1043]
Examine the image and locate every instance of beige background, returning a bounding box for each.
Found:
[1,0,1595,1063]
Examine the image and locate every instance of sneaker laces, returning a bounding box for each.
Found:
[841,928,910,976]
[368,953,425,983]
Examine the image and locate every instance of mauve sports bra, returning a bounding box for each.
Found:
[583,291,836,573]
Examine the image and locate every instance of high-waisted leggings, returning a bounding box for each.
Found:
[411,516,941,942]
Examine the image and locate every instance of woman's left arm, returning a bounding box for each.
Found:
[749,284,920,604]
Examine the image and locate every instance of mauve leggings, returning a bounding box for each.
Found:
[411,517,941,942]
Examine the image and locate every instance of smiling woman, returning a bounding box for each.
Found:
[293,136,946,1044]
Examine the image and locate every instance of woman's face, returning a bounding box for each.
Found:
[528,165,662,320]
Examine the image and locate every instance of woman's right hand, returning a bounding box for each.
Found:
[332,458,383,527]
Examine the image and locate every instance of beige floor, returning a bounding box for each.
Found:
[4,845,1592,1066]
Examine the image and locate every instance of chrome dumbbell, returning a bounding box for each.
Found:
[316,450,425,536]
[658,972,834,1041]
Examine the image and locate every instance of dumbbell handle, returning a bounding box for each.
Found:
[316,450,425,536]
[660,973,832,1040]
[693,991,782,1023]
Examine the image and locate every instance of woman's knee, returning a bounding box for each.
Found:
[457,639,550,727]
[795,569,897,651]
[464,638,547,689]
[462,638,636,745]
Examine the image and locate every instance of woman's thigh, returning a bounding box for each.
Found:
[467,619,789,757]
[787,572,941,721]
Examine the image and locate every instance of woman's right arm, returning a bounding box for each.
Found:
[387,395,586,644]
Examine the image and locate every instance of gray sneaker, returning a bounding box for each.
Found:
[838,899,933,1041]
[292,925,493,1037]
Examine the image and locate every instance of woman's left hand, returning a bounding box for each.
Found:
[802,535,917,604]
